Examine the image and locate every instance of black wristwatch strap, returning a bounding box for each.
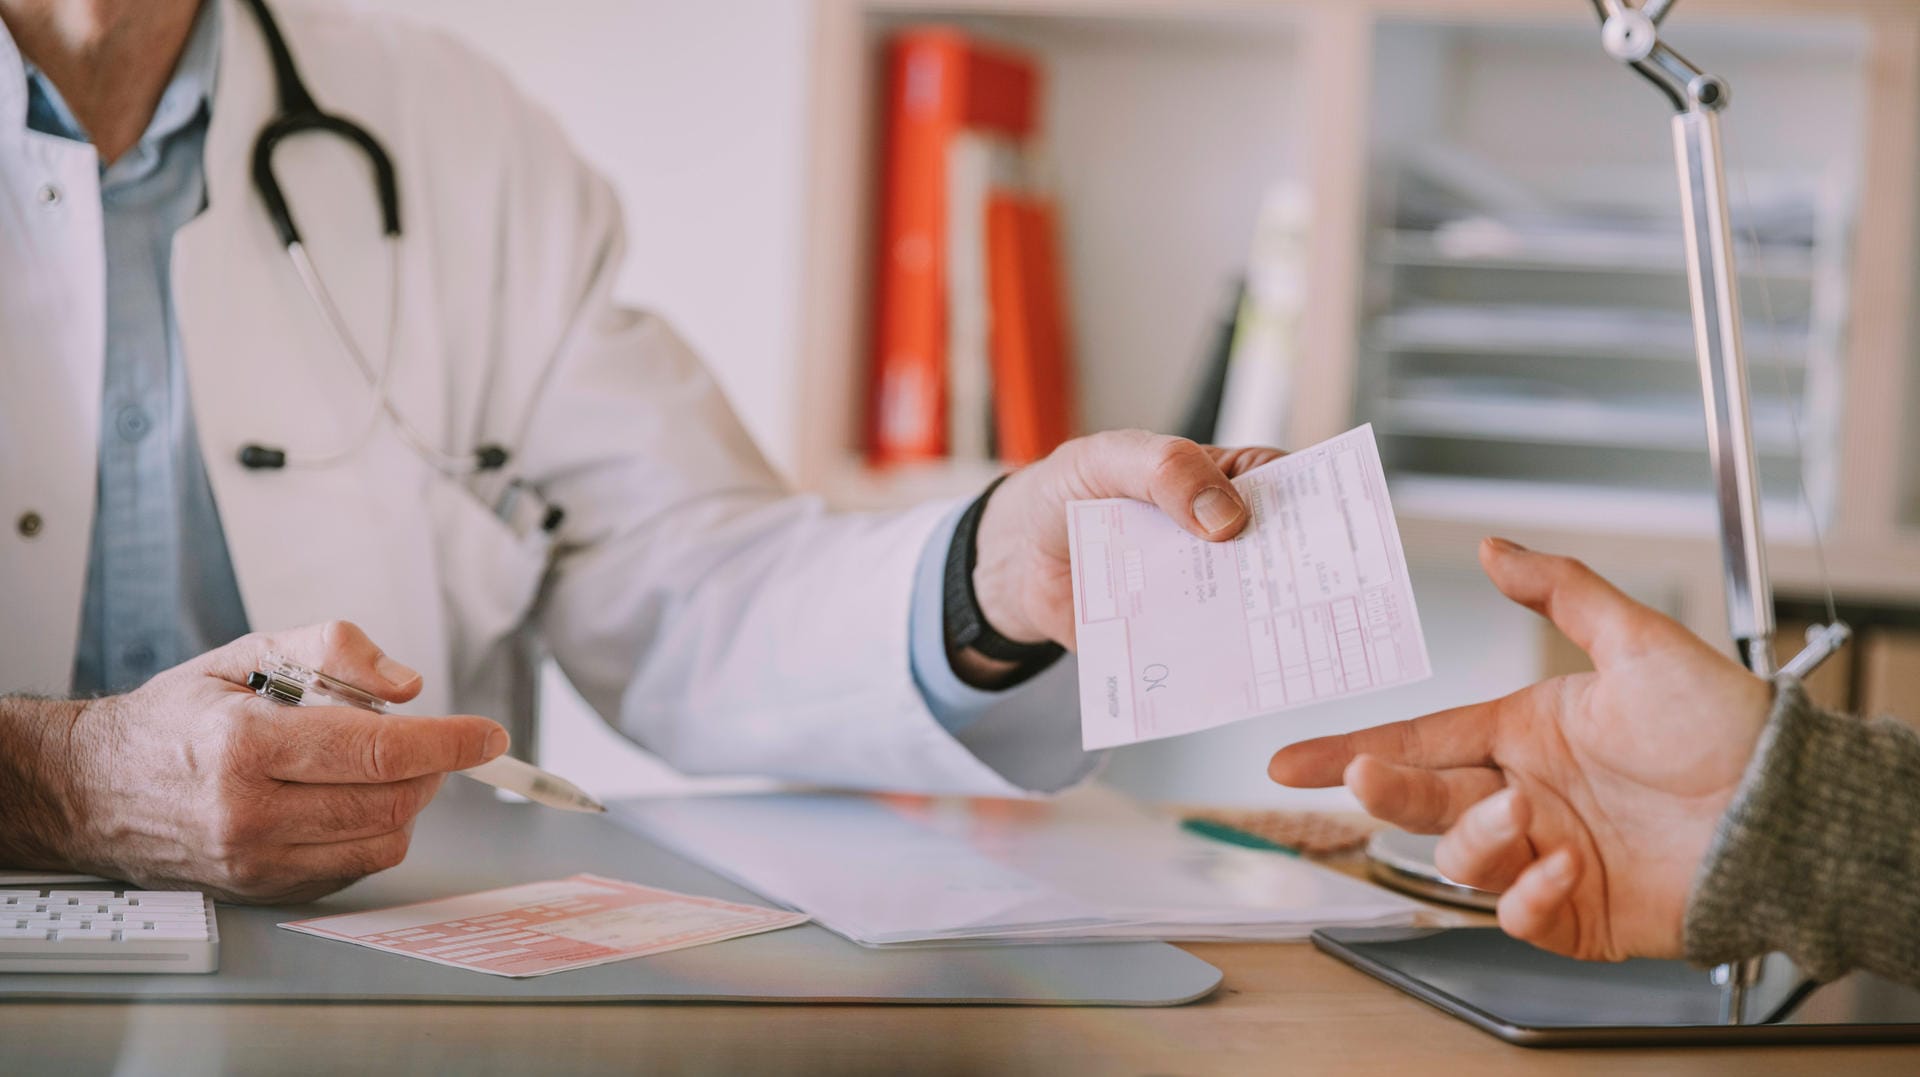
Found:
[943,476,1065,680]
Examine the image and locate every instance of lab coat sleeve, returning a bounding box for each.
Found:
[483,84,1096,796]
[908,506,1022,735]
[906,509,1092,784]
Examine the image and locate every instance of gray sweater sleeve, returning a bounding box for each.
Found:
[1684,677,1920,985]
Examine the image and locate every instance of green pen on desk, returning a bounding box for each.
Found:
[1180,818,1302,857]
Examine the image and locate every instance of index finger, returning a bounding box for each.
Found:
[192,620,424,705]
[255,706,509,784]
[1207,445,1286,478]
[1267,697,1506,788]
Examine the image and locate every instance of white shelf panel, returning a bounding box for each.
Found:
[1379,228,1817,279]
[1389,474,1815,544]
[1377,390,1801,455]
[1373,304,1807,366]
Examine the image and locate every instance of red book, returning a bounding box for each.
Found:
[1021,198,1075,457]
[985,194,1074,466]
[867,30,1039,467]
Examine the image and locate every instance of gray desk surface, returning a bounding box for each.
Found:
[7,804,1920,1074]
[0,783,1220,1006]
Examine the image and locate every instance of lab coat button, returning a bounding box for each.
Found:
[115,405,153,442]
[15,511,42,538]
[35,183,61,207]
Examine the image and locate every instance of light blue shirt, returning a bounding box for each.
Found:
[26,1,250,696]
[27,1,1002,728]
[909,505,1022,732]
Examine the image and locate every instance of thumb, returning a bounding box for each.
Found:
[1076,431,1251,541]
[1478,538,1669,669]
[192,620,424,704]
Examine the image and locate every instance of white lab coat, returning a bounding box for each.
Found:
[0,0,1090,796]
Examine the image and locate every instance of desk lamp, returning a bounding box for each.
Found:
[1316,0,1920,1044]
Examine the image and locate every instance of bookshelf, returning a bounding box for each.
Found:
[799,0,1920,647]
[804,1,1315,506]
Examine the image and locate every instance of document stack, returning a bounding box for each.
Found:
[612,786,1421,947]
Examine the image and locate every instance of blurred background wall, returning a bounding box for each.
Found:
[377,0,1920,807]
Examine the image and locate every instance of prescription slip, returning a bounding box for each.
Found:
[279,874,807,978]
[1069,424,1430,749]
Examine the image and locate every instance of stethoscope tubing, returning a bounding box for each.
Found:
[238,0,506,479]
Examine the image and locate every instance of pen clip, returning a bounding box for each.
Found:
[255,653,388,712]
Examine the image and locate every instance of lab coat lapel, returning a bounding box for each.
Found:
[0,26,105,693]
[172,0,453,708]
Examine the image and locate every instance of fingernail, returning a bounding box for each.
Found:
[375,654,420,688]
[1193,488,1244,533]
[1545,849,1576,883]
[1486,536,1527,554]
[1480,789,1519,842]
[484,728,509,759]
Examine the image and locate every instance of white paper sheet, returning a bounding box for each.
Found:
[0,871,110,886]
[1069,423,1431,749]
[611,786,1421,947]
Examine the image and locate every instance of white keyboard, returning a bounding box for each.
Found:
[0,889,218,973]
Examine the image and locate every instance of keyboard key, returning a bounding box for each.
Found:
[51,928,117,940]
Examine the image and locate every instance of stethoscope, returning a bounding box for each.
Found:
[234,0,510,480]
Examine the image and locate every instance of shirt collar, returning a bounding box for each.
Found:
[11,0,220,153]
[149,0,223,145]
[0,13,27,132]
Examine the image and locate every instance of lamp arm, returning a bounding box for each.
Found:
[1673,105,1777,670]
[1589,0,1857,1025]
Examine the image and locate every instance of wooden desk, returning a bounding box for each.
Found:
[4,942,1918,1074]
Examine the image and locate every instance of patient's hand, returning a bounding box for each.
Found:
[1267,538,1771,962]
[42,622,506,903]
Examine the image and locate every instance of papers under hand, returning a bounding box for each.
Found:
[611,786,1420,948]
[1069,423,1431,749]
[0,871,111,886]
[279,875,807,978]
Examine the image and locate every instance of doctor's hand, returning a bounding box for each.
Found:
[50,622,508,904]
[972,431,1283,652]
[1267,539,1773,963]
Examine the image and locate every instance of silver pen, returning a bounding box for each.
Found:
[247,653,606,814]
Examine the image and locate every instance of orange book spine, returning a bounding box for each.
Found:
[868,31,963,466]
[867,30,1039,467]
[1022,199,1075,454]
[985,194,1042,465]
[986,194,1074,466]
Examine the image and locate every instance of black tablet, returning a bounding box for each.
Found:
[1313,926,1920,1047]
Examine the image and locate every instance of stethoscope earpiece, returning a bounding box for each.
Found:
[239,444,289,470]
